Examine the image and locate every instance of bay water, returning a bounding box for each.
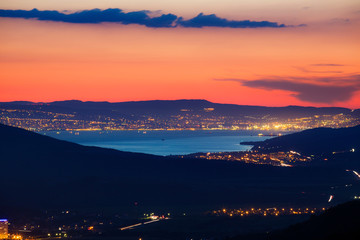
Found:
[41,130,274,156]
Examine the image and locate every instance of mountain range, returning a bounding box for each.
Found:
[1,99,358,118]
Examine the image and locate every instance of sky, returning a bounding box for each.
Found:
[0,0,359,108]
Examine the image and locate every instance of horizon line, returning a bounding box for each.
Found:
[0,99,357,110]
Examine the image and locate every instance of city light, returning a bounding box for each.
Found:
[184,151,311,167]
[1,107,358,132]
[211,207,326,217]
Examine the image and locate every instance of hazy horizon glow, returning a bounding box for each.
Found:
[1,1,359,108]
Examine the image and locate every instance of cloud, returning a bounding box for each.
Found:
[0,8,288,28]
[330,18,351,24]
[215,75,360,104]
[294,64,348,74]
[295,67,343,74]
[310,63,345,67]
[176,13,286,28]
[0,8,177,27]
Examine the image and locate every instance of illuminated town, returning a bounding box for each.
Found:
[1,107,359,132]
[181,150,312,167]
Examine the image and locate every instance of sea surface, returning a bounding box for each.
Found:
[41,130,274,156]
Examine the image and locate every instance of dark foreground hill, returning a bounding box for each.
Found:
[231,200,360,240]
[248,125,360,154]
[0,124,358,212]
[243,125,360,167]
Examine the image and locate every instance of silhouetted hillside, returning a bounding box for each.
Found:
[0,99,353,118]
[0,124,357,211]
[247,125,360,154]
[242,125,360,168]
[231,200,360,240]
[0,123,165,177]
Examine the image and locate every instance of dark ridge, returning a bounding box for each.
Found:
[1,123,356,210]
[0,99,353,118]
[250,125,360,155]
[230,200,360,240]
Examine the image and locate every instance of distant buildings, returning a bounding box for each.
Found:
[183,150,311,167]
[0,219,8,239]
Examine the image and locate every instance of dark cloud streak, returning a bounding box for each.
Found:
[0,8,178,27]
[177,13,285,28]
[310,64,345,67]
[0,8,287,28]
[216,75,360,104]
[295,67,343,74]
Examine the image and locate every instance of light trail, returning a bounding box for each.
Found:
[120,223,143,231]
[346,169,360,179]
[120,219,161,231]
[143,219,160,225]
[352,170,360,179]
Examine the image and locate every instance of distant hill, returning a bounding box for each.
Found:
[231,200,360,240]
[0,124,358,211]
[0,99,354,118]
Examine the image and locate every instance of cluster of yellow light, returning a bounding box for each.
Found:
[11,235,22,240]
[1,108,359,132]
[196,151,311,167]
[213,207,324,217]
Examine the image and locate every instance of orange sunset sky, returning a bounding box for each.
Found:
[0,0,359,108]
